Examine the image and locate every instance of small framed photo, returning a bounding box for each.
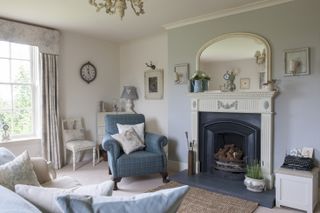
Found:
[174,63,189,84]
[240,78,250,89]
[284,47,310,76]
[301,147,313,158]
[144,69,163,100]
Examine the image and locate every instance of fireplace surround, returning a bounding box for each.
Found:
[190,90,277,189]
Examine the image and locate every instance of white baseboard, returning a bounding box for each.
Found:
[168,160,188,172]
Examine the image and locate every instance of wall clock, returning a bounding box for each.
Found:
[80,61,97,84]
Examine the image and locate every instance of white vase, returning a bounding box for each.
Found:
[244,176,266,192]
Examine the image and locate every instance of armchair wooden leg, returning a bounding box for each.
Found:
[113,177,122,191]
[160,172,169,183]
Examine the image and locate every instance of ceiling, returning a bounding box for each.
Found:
[0,0,275,43]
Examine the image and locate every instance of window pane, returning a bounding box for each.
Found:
[0,85,12,109]
[0,111,12,137]
[12,109,32,135]
[0,41,9,58]
[11,60,31,83]
[11,43,31,60]
[13,85,32,109]
[0,59,10,82]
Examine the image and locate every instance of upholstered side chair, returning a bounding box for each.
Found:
[62,118,97,171]
[102,114,169,190]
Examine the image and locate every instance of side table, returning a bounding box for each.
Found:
[275,167,319,213]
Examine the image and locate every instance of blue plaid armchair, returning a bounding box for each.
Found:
[102,114,169,190]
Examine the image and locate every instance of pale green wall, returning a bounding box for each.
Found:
[167,0,320,170]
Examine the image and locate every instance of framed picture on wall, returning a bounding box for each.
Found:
[144,69,164,99]
[174,63,189,84]
[284,47,310,76]
[240,78,250,89]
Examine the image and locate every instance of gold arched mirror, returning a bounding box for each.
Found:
[196,33,271,91]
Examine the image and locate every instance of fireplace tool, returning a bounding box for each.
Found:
[185,132,195,176]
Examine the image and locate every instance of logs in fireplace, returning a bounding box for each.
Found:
[214,144,245,173]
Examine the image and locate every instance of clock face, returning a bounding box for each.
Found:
[80,62,97,84]
[223,73,230,80]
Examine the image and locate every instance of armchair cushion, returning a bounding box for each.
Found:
[117,123,145,143]
[112,127,145,154]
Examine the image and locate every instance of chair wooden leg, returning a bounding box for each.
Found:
[113,177,122,191]
[93,147,96,167]
[73,151,76,171]
[160,172,169,183]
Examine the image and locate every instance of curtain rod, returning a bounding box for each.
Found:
[0,16,57,31]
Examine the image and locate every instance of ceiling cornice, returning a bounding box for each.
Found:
[163,0,295,30]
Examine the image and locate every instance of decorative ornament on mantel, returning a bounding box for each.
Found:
[89,0,145,20]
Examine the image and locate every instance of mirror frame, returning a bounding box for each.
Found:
[196,32,272,84]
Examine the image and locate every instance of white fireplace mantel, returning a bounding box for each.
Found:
[189,90,278,189]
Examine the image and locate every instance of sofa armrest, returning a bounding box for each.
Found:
[47,161,57,180]
[145,132,167,154]
[31,157,53,184]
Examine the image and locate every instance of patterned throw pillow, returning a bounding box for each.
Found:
[63,129,85,142]
[112,127,145,154]
[0,151,40,190]
[0,147,15,166]
[117,123,145,143]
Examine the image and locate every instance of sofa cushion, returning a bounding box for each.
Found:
[117,122,145,143]
[0,185,41,213]
[15,181,114,213]
[0,151,40,190]
[57,185,189,213]
[112,127,145,154]
[0,147,15,165]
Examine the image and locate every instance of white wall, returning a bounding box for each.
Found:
[60,31,120,143]
[119,33,168,136]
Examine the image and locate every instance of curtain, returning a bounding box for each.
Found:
[41,53,62,169]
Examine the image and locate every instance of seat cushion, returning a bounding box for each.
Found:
[66,140,95,151]
[117,151,164,177]
[0,185,41,213]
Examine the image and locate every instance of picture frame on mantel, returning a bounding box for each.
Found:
[174,63,189,85]
[144,69,163,99]
[284,47,310,76]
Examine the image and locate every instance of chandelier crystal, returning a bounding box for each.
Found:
[89,0,145,19]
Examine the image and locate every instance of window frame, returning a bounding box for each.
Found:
[0,41,40,140]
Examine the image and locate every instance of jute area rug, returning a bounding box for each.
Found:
[149,181,258,213]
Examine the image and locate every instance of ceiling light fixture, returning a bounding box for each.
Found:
[89,0,145,20]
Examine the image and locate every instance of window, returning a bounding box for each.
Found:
[0,41,40,140]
